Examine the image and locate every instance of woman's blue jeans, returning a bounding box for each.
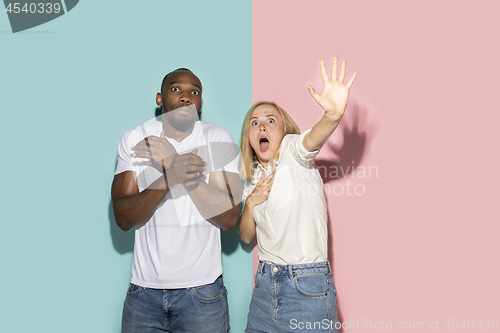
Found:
[246,261,338,333]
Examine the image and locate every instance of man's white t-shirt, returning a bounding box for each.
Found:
[115,121,238,289]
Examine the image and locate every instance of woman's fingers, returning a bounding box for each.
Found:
[254,172,275,196]
[256,173,266,186]
[262,172,275,185]
[320,59,329,83]
[346,71,358,88]
[262,182,273,193]
[339,59,346,83]
[331,56,338,81]
[307,84,321,104]
[260,173,275,193]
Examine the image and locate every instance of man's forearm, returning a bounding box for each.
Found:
[113,176,169,231]
[208,202,242,232]
[185,180,241,231]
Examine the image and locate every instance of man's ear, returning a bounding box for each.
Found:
[156,93,163,106]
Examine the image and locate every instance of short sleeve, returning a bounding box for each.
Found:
[205,126,239,174]
[281,129,320,166]
[115,129,135,175]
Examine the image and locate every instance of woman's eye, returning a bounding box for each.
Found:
[268,119,275,124]
[171,87,180,92]
[251,121,258,126]
[191,90,199,96]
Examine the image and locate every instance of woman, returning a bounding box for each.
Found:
[238,57,357,333]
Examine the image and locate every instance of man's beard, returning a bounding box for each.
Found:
[163,105,199,131]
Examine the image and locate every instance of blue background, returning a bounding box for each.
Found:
[0,1,252,332]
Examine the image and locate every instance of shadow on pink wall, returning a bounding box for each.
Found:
[316,103,375,185]
[318,103,376,331]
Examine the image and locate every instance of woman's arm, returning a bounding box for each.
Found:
[303,56,357,152]
[238,200,257,244]
[237,172,274,244]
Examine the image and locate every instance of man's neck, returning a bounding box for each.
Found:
[162,121,197,142]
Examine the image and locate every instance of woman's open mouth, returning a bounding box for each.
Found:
[259,136,270,152]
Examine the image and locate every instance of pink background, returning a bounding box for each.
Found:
[252,0,499,330]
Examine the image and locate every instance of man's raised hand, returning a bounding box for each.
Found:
[307,56,357,122]
[165,149,207,188]
[131,131,177,169]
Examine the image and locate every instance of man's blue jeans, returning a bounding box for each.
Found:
[121,276,229,333]
[245,261,338,333]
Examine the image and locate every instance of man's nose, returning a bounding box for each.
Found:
[179,92,192,104]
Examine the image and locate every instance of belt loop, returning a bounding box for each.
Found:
[288,264,294,278]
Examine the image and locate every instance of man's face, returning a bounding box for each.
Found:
[157,70,202,131]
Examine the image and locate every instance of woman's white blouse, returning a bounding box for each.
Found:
[243,131,328,265]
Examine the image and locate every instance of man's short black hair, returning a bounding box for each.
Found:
[160,68,194,94]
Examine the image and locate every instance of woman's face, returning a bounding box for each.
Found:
[248,104,285,168]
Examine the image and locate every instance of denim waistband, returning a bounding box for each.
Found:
[258,261,331,277]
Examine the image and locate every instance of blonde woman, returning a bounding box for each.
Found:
[238,57,357,333]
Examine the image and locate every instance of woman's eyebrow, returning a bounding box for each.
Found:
[251,114,278,120]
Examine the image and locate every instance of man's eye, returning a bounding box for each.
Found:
[191,90,199,96]
[171,87,180,92]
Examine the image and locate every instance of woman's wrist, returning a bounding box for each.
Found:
[323,110,343,124]
[245,196,257,210]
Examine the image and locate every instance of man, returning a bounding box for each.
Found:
[111,68,242,332]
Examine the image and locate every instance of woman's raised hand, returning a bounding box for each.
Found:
[307,56,357,122]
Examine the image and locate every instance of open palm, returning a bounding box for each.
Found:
[307,56,357,122]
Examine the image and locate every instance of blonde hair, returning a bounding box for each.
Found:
[239,101,301,180]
